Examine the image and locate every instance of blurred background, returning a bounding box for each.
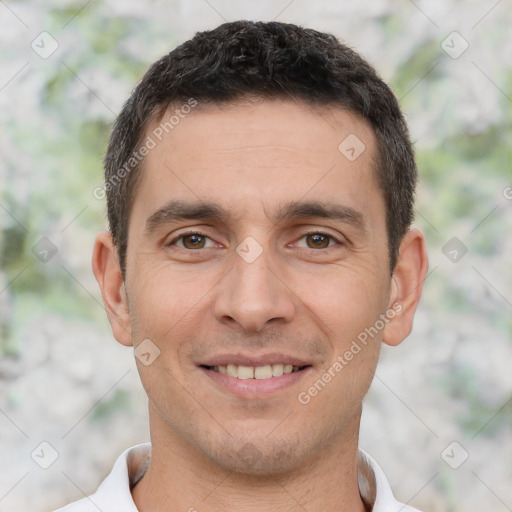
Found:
[0,0,511,510]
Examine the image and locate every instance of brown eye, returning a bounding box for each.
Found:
[182,234,207,249]
[305,233,331,249]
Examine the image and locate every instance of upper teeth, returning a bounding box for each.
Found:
[213,364,300,379]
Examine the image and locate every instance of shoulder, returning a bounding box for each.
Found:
[360,450,424,512]
[51,443,151,512]
[53,499,99,512]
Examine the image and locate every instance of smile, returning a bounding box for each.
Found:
[201,364,308,379]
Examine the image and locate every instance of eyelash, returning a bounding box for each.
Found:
[296,230,342,250]
[168,231,217,249]
[167,230,342,250]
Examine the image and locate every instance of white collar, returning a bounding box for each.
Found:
[55,443,422,512]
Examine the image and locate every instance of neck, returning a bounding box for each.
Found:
[132,408,366,512]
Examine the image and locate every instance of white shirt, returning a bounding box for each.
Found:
[54,443,422,512]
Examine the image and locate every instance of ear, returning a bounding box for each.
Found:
[92,231,132,346]
[382,228,428,347]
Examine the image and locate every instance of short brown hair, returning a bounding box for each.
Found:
[104,20,417,276]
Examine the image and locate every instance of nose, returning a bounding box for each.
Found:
[212,248,296,333]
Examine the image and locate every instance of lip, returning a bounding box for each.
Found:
[199,365,313,398]
[198,353,311,367]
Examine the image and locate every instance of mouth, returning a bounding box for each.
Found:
[197,357,313,398]
[200,363,310,380]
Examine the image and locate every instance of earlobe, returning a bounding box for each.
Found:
[382,228,428,347]
[92,231,133,346]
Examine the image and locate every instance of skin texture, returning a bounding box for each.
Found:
[93,100,428,512]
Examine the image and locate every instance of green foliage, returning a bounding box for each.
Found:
[393,39,441,100]
[91,389,132,421]
[1,3,510,375]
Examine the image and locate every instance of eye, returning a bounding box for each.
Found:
[169,232,216,250]
[296,232,339,250]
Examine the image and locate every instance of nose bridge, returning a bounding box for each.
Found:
[213,241,294,332]
[235,251,275,301]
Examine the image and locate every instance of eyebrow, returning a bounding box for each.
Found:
[274,201,367,232]
[144,200,225,235]
[143,199,367,236]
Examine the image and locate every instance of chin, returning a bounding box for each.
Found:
[202,433,310,476]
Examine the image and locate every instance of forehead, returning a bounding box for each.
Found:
[147,99,376,162]
[133,99,382,227]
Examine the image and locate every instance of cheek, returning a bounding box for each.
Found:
[293,267,386,415]
[127,262,212,341]
[293,265,388,348]
[127,267,205,415]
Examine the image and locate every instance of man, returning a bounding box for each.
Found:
[57,20,428,512]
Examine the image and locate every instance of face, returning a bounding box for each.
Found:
[96,100,422,475]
